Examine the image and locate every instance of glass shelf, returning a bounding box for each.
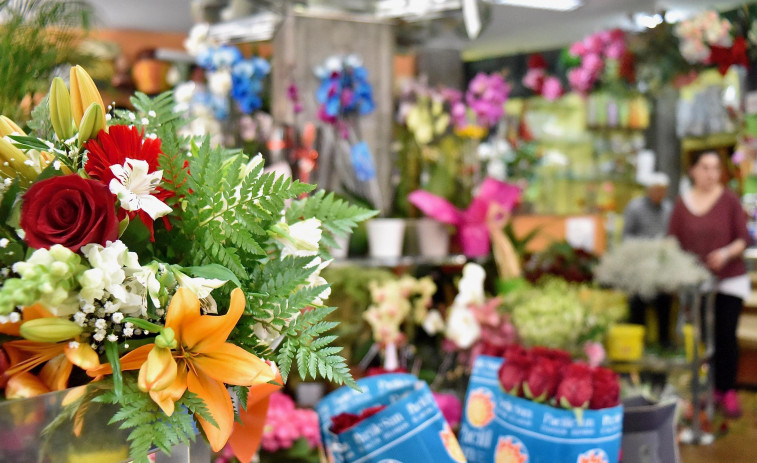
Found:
[331,254,476,268]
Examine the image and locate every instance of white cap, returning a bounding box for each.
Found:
[642,172,670,187]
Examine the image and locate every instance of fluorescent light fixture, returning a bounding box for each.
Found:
[485,0,582,11]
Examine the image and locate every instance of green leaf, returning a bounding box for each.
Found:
[105,340,123,399]
[0,177,19,224]
[8,134,51,151]
[182,263,243,289]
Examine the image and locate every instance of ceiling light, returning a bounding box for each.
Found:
[634,12,663,29]
[484,0,582,11]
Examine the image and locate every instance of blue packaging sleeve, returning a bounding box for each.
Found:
[459,355,623,463]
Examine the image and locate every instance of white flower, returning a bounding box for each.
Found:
[79,241,141,304]
[454,263,486,308]
[123,323,134,337]
[184,23,214,56]
[95,319,107,330]
[0,238,8,248]
[132,264,162,309]
[444,306,481,349]
[73,312,87,326]
[109,159,172,220]
[208,70,232,97]
[8,312,20,323]
[107,334,119,343]
[112,312,124,324]
[93,331,106,342]
[305,257,332,306]
[68,341,80,349]
[276,218,322,258]
[422,309,445,335]
[174,271,227,300]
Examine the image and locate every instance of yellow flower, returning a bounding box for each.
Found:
[89,288,275,452]
[69,65,105,130]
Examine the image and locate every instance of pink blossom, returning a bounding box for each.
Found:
[604,41,626,60]
[523,68,545,92]
[584,341,606,367]
[569,41,587,57]
[433,392,463,427]
[583,34,604,54]
[582,53,604,74]
[568,67,594,94]
[542,76,563,101]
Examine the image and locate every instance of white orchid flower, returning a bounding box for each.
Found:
[422,309,445,335]
[109,159,172,220]
[445,306,481,349]
[453,262,487,308]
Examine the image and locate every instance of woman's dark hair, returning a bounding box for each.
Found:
[688,149,721,168]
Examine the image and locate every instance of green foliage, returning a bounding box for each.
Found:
[0,0,92,121]
[286,189,377,253]
[94,375,216,463]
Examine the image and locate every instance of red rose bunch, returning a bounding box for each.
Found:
[330,405,387,435]
[497,346,620,410]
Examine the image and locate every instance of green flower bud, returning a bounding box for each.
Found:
[20,317,83,343]
[155,327,177,349]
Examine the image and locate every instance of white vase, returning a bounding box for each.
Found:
[329,233,350,259]
[367,218,406,258]
[415,218,450,257]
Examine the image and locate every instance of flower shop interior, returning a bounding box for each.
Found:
[7,0,757,462]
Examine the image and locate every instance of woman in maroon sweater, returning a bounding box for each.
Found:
[668,150,750,417]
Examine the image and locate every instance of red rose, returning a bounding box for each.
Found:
[555,363,593,408]
[531,346,572,366]
[589,367,620,410]
[21,175,119,252]
[527,53,547,70]
[329,405,387,435]
[498,354,531,396]
[523,359,559,402]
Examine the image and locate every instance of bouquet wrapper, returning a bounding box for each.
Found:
[316,374,466,463]
[459,356,623,463]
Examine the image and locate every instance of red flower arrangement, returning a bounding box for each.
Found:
[497,345,619,410]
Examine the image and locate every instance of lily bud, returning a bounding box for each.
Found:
[0,115,25,137]
[77,102,105,146]
[70,65,105,130]
[19,317,83,343]
[138,345,178,393]
[64,341,100,370]
[0,138,39,184]
[49,77,74,141]
[155,327,178,349]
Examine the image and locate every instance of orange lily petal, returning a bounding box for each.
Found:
[64,342,100,370]
[0,320,21,337]
[183,288,245,352]
[39,354,73,391]
[192,343,274,386]
[149,364,188,416]
[165,288,201,345]
[3,340,65,376]
[0,305,52,336]
[5,372,51,399]
[187,369,234,452]
[228,370,283,463]
[138,346,178,393]
[87,343,154,377]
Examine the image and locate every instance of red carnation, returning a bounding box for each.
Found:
[527,53,547,70]
[84,125,163,184]
[589,367,620,410]
[20,175,118,252]
[523,359,560,402]
[498,354,532,396]
[555,363,593,408]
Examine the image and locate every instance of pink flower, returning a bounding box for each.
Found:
[605,41,626,60]
[583,341,606,367]
[433,392,463,427]
[568,67,594,94]
[583,34,604,54]
[523,68,546,92]
[582,53,604,74]
[542,76,563,101]
[569,41,587,57]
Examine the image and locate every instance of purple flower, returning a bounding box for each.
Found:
[433,392,463,428]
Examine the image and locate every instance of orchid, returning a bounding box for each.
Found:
[109,159,172,220]
[88,288,275,452]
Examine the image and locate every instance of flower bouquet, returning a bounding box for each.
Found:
[458,349,623,463]
[0,65,374,462]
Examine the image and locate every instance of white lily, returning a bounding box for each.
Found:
[174,271,227,300]
[109,158,172,220]
[276,218,322,258]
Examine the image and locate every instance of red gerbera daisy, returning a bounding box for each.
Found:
[84,125,163,184]
[83,125,172,240]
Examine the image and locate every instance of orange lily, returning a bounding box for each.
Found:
[228,369,283,463]
[88,288,275,452]
[1,305,99,395]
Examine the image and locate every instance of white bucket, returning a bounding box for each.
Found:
[415,218,450,257]
[367,218,406,258]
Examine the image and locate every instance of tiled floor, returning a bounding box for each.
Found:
[679,391,757,462]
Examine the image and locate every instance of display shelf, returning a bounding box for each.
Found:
[331,254,472,268]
